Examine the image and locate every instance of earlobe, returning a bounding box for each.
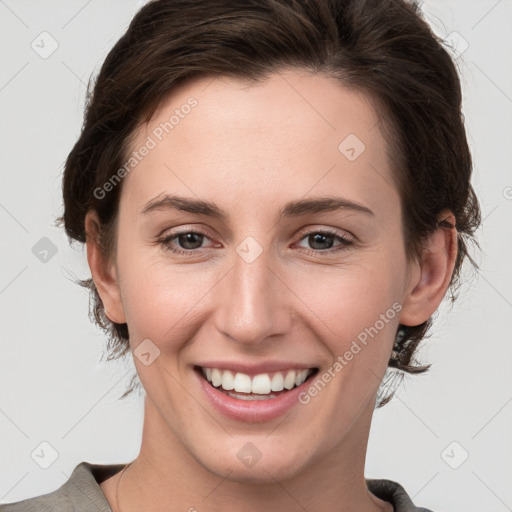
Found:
[399,210,458,327]
[84,211,127,325]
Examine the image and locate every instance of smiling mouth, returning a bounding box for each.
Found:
[195,365,319,400]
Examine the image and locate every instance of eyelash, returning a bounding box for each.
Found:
[157,228,354,257]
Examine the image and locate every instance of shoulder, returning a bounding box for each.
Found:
[366,477,435,512]
[0,461,126,512]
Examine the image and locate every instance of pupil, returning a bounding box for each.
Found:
[179,233,203,249]
[309,233,333,250]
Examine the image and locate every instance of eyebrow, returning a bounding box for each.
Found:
[141,193,374,221]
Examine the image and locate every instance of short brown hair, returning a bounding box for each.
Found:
[56,0,481,406]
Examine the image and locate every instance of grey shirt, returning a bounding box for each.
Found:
[0,461,434,512]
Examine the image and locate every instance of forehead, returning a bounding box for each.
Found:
[121,69,398,219]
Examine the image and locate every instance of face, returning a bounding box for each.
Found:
[89,69,431,483]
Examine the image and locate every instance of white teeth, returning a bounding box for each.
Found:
[201,366,313,395]
[271,372,284,392]
[234,372,252,393]
[211,368,222,387]
[252,374,272,394]
[284,370,296,390]
[295,369,309,387]
[227,391,277,400]
[221,370,235,391]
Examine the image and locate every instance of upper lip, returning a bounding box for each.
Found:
[194,361,318,376]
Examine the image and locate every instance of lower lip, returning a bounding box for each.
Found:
[195,368,316,423]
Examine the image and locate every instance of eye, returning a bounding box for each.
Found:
[295,229,354,256]
[158,229,217,255]
[157,227,354,257]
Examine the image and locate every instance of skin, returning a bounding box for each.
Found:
[86,69,458,512]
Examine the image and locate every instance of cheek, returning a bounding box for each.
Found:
[117,251,215,344]
[291,257,402,345]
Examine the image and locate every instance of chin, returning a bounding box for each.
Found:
[195,437,313,484]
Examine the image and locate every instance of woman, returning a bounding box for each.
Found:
[1,0,481,511]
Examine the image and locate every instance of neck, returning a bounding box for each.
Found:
[111,397,391,512]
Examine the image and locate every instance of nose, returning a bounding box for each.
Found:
[213,243,292,349]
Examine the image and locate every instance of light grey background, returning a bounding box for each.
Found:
[0,1,511,510]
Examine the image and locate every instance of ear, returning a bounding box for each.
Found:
[85,210,127,324]
[399,210,458,327]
